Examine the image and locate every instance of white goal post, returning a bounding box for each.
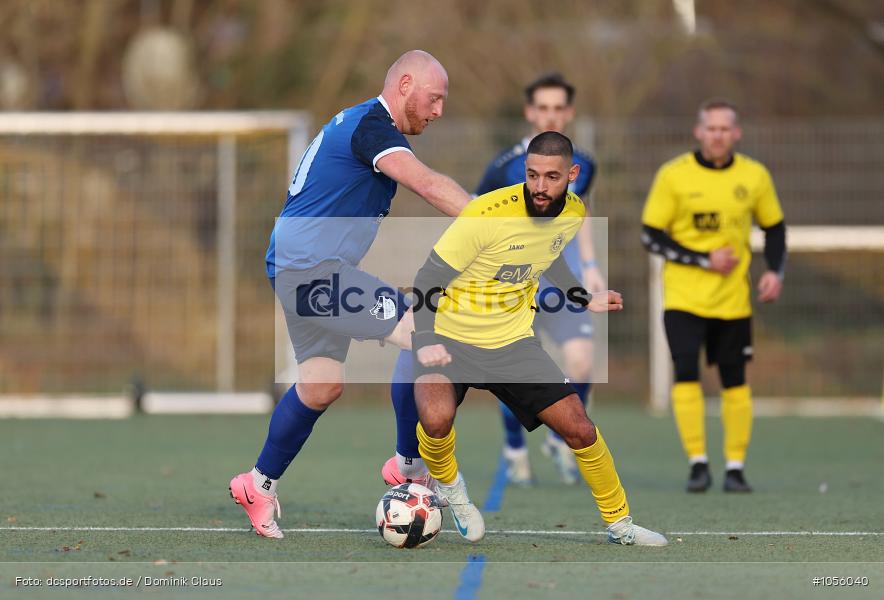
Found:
[649,225,884,415]
[0,111,310,414]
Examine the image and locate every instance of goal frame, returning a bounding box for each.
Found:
[0,111,311,395]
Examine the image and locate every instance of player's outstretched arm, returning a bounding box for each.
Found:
[377,151,470,217]
[545,254,623,313]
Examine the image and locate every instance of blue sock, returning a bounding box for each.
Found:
[391,350,420,458]
[499,400,526,449]
[548,382,591,442]
[255,384,325,479]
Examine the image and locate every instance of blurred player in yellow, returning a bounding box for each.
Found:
[641,99,787,493]
[409,131,667,546]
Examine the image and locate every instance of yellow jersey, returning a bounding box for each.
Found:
[432,183,585,348]
[642,152,784,319]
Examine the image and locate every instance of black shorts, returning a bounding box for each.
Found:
[413,335,575,431]
[663,310,753,366]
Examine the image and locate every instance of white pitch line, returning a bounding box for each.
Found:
[0,527,880,536]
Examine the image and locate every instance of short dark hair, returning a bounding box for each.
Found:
[526,131,573,160]
[524,72,576,105]
[698,98,739,122]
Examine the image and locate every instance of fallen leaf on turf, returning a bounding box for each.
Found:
[94,491,106,499]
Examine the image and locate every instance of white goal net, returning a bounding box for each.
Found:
[0,111,310,400]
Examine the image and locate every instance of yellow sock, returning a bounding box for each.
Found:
[721,384,753,466]
[572,429,630,524]
[416,422,458,485]
[672,382,706,461]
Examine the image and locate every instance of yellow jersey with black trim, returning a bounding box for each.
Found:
[432,183,584,349]
[642,152,784,319]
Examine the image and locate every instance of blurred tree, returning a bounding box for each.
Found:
[0,0,880,116]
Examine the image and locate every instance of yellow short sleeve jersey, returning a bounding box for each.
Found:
[432,183,584,348]
[642,152,784,319]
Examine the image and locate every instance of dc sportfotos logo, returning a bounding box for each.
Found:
[295,273,400,319]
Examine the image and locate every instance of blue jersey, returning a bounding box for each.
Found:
[475,138,596,276]
[266,96,413,277]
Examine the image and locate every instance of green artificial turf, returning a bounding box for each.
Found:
[1,401,881,598]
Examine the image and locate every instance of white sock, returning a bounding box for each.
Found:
[725,460,744,471]
[396,453,428,479]
[689,455,709,465]
[503,445,529,460]
[251,467,278,496]
[438,471,463,489]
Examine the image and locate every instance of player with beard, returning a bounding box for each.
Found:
[228,50,473,539]
[404,132,667,546]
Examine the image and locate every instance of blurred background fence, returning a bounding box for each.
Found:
[0,115,881,401]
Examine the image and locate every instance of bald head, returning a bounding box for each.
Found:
[384,50,447,89]
[381,50,448,135]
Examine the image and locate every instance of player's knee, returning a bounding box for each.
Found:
[421,415,454,439]
[561,418,597,449]
[673,354,700,382]
[297,382,343,410]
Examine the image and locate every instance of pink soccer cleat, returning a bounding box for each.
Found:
[381,456,447,506]
[229,472,284,539]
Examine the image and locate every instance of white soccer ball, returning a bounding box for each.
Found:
[376,483,443,548]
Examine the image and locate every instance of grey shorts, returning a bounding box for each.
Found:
[273,261,408,363]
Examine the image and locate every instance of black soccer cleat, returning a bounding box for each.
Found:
[723,469,753,493]
[686,462,712,493]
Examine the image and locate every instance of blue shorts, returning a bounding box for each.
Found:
[272,261,408,363]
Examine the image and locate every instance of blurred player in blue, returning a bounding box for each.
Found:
[229,50,471,538]
[477,73,603,485]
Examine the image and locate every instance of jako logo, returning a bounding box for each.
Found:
[494,263,533,284]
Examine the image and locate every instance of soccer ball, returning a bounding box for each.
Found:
[376,483,443,548]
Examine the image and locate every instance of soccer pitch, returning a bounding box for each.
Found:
[1,400,882,599]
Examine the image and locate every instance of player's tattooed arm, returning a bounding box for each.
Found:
[641,225,711,269]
